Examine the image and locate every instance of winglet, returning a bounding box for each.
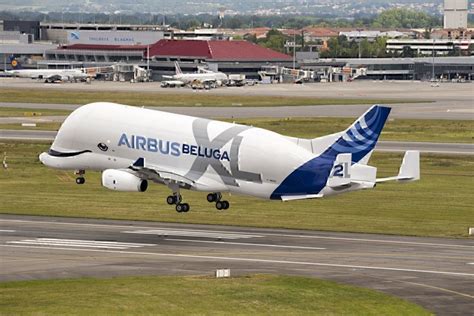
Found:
[132,157,145,168]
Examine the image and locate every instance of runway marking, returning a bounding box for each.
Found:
[164,238,326,250]
[468,263,474,265]
[1,219,473,249]
[0,229,16,233]
[396,280,474,300]
[123,229,261,239]
[275,234,474,249]
[6,238,156,250]
[1,244,473,278]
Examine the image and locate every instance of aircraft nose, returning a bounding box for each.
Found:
[39,152,50,166]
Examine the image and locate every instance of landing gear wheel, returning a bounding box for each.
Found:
[207,192,221,203]
[176,203,190,213]
[167,195,177,205]
[222,201,230,210]
[216,200,229,210]
[75,177,85,185]
[182,203,190,213]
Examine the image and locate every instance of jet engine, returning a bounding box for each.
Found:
[102,169,148,192]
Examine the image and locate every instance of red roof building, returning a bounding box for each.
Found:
[147,39,291,61]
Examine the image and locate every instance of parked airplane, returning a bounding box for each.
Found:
[161,61,228,87]
[4,56,89,83]
[39,102,419,213]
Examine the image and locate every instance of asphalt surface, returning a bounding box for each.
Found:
[1,215,473,314]
[1,129,472,155]
[1,101,473,120]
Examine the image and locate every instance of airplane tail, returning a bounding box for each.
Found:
[8,55,22,70]
[174,61,182,75]
[315,105,391,164]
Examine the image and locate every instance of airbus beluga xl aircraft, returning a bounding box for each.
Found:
[39,102,420,213]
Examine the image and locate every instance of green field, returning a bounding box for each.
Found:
[0,141,472,237]
[0,88,425,107]
[1,115,473,143]
[0,274,430,315]
[0,107,70,117]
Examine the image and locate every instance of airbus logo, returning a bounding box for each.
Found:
[118,133,230,161]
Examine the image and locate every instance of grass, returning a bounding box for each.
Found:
[0,107,70,117]
[0,141,472,237]
[1,116,473,143]
[0,274,430,315]
[0,88,424,107]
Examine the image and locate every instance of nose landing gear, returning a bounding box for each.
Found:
[75,170,85,184]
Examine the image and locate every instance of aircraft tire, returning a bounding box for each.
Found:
[166,195,176,205]
[182,203,190,212]
[75,177,85,185]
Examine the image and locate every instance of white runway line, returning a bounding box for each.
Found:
[0,229,16,233]
[7,238,155,250]
[165,238,326,250]
[1,244,473,278]
[275,234,474,249]
[123,229,262,240]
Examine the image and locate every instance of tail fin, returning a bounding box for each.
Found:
[8,55,21,70]
[174,61,182,75]
[320,105,391,164]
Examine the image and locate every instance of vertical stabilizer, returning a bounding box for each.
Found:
[174,61,183,75]
[317,105,391,164]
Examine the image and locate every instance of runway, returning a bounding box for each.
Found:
[1,215,473,314]
[1,129,472,155]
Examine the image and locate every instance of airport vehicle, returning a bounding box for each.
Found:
[161,62,228,88]
[39,102,419,213]
[160,80,186,88]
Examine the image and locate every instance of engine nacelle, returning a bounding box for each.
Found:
[102,169,148,192]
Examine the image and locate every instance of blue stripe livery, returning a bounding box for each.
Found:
[270,105,391,199]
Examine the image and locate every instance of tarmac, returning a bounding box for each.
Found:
[1,215,473,315]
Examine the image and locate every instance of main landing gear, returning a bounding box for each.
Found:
[75,170,85,184]
[166,192,190,213]
[207,192,230,210]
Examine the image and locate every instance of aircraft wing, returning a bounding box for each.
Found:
[128,157,195,188]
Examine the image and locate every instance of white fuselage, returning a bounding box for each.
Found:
[39,102,317,199]
[40,102,399,201]
[173,72,228,84]
[6,69,87,81]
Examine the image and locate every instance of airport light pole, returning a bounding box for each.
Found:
[432,39,435,81]
[293,33,296,69]
[147,45,150,81]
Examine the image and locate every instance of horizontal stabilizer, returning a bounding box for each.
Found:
[377,151,420,183]
[281,194,324,201]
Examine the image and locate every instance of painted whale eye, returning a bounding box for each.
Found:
[98,143,108,152]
